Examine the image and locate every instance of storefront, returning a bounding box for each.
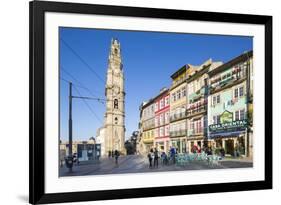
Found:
[209,120,247,156]
[170,138,186,153]
[154,139,170,153]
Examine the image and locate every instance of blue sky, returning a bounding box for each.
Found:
[59,27,252,142]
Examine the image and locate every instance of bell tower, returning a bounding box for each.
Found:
[104,38,125,154]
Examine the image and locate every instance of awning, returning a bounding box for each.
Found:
[209,131,245,138]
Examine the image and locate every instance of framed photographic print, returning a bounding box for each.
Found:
[29,0,272,204]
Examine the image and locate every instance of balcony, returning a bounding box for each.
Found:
[187,127,207,137]
[210,73,246,93]
[169,112,187,122]
[189,86,208,103]
[171,76,187,89]
[143,124,155,131]
[187,105,207,117]
[170,129,187,137]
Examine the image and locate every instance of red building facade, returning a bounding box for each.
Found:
[154,88,170,153]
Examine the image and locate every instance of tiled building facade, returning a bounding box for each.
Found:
[138,51,253,158]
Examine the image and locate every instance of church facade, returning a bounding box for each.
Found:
[102,39,126,155]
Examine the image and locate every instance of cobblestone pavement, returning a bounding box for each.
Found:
[59,155,253,177]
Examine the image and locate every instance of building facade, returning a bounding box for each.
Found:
[169,65,190,153]
[137,50,253,158]
[103,39,126,155]
[186,60,223,152]
[96,127,106,157]
[154,88,170,153]
[207,51,253,157]
[140,100,155,153]
[59,138,100,163]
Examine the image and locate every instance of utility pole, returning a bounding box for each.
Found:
[65,81,106,172]
[68,82,73,172]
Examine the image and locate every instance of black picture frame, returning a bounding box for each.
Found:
[29,0,272,204]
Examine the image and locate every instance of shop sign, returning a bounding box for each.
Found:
[209,120,247,133]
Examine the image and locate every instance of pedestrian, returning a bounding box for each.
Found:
[147,149,153,168]
[162,152,168,165]
[154,148,159,168]
[170,146,176,164]
[112,150,114,158]
[114,150,119,165]
[108,150,111,158]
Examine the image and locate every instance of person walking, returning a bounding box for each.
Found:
[154,148,159,168]
[114,150,120,165]
[147,149,153,168]
[170,146,176,164]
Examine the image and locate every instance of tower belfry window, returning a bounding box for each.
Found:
[114,99,118,109]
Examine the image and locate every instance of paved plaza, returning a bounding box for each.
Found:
[59,155,253,177]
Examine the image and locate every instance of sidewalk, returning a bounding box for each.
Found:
[220,157,253,163]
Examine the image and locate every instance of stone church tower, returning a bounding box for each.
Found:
[104,39,125,154]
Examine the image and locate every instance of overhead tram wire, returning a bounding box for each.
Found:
[73,85,103,124]
[60,38,106,85]
[60,77,71,84]
[61,65,104,98]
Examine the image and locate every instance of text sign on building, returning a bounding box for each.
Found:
[209,120,247,133]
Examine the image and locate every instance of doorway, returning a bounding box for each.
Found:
[225,139,234,155]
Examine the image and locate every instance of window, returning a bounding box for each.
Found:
[165,97,169,106]
[155,116,158,127]
[198,120,202,133]
[114,99,118,109]
[182,87,186,97]
[234,86,244,99]
[235,109,245,120]
[177,90,181,100]
[160,114,164,125]
[235,111,240,121]
[165,112,169,123]
[172,93,176,102]
[239,86,244,97]
[160,99,164,109]
[160,127,164,137]
[234,88,239,98]
[213,115,221,124]
[165,125,169,136]
[216,95,220,104]
[212,96,216,106]
[155,128,158,138]
[212,94,220,106]
[190,121,194,130]
[240,109,245,120]
[155,102,158,111]
[217,115,221,124]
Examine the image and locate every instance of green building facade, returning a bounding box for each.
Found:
[207,51,253,157]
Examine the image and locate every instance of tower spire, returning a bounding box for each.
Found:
[103,39,125,154]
